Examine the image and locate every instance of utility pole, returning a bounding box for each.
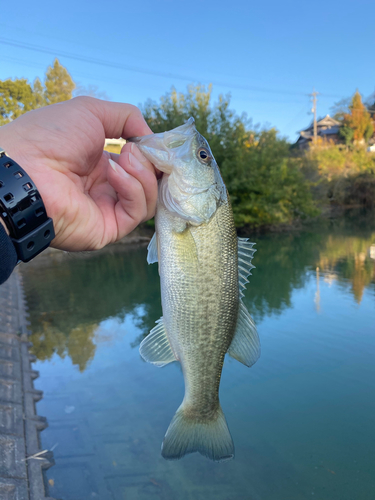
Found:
[310,89,319,144]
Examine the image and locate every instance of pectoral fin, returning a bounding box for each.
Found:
[228,301,260,367]
[139,317,177,367]
[147,232,158,264]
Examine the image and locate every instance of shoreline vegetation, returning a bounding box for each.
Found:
[140,85,375,233]
[2,60,375,235]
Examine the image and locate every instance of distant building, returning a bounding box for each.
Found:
[295,115,341,149]
[104,138,126,154]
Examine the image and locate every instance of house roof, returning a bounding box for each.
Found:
[300,114,340,133]
[296,120,341,145]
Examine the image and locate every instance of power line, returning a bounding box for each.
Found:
[0,55,304,107]
[282,100,311,132]
[0,55,162,94]
[2,24,197,77]
[0,37,344,99]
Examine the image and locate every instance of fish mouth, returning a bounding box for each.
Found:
[127,118,196,173]
[128,117,195,145]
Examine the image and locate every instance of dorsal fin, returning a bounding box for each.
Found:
[227,238,260,367]
[238,238,256,297]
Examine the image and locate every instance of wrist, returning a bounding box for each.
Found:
[0,124,26,170]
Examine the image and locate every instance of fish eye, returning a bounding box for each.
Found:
[197,147,211,163]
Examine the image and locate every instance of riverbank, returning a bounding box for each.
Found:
[36,207,374,262]
[0,271,55,500]
[18,216,375,500]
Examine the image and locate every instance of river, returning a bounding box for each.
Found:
[21,211,375,500]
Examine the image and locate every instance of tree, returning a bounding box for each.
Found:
[44,58,75,105]
[142,85,316,227]
[0,60,76,124]
[0,78,36,125]
[342,91,373,143]
[32,77,46,108]
[364,122,374,142]
[339,124,354,146]
[331,97,351,121]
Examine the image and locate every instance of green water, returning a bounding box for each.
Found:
[21,212,375,500]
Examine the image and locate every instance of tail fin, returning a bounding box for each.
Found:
[161,404,234,462]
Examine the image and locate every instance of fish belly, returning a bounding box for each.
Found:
[158,200,239,417]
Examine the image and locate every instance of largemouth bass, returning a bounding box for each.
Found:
[129,118,260,462]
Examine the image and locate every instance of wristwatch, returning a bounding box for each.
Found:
[0,148,55,262]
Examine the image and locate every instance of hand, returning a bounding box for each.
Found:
[0,97,157,251]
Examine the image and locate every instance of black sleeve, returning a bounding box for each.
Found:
[0,223,17,285]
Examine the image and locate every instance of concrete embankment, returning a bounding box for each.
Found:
[0,271,55,500]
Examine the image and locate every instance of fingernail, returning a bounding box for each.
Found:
[129,153,145,171]
[109,159,117,172]
[109,158,130,178]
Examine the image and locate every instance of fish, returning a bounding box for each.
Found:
[128,118,260,462]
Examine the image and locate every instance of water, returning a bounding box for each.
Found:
[21,213,375,500]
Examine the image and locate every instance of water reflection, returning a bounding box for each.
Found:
[22,246,161,371]
[21,211,375,372]
[316,232,375,303]
[20,213,375,500]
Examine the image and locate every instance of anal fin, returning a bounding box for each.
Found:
[228,301,260,367]
[140,317,177,367]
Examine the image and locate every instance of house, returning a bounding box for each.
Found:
[295,115,341,149]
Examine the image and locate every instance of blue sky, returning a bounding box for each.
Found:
[1,0,374,141]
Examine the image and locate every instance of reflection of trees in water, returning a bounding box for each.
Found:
[314,215,375,304]
[244,212,375,319]
[22,211,375,370]
[243,230,325,321]
[22,247,161,371]
[323,251,374,304]
[29,319,97,372]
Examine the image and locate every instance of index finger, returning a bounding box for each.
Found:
[73,96,152,139]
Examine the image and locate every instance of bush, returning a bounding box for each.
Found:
[298,144,375,208]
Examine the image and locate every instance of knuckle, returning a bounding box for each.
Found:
[72,95,92,106]
[126,103,140,115]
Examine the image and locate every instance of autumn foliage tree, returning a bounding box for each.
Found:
[0,78,39,125]
[0,59,75,125]
[341,91,373,143]
[44,58,75,105]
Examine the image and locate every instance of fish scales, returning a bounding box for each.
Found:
[158,200,238,418]
[129,118,260,462]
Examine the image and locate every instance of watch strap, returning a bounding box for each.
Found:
[0,148,55,262]
[0,221,17,284]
